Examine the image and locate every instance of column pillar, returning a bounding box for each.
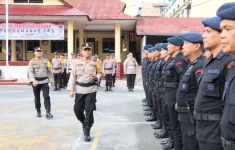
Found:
[114,24,123,79]
[79,28,84,53]
[67,20,74,59]
[10,40,16,61]
[23,40,26,60]
[141,36,146,60]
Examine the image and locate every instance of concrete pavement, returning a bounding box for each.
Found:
[0,80,163,150]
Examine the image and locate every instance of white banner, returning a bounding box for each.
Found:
[0,23,64,40]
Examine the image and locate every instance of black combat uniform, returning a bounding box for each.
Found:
[163,52,188,150]
[176,55,204,150]
[194,51,233,150]
[220,60,235,150]
[147,58,160,121]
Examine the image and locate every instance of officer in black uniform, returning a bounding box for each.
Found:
[143,47,156,120]
[194,13,234,150]
[142,45,152,103]
[155,43,172,140]
[176,32,204,150]
[146,45,161,122]
[162,36,188,150]
[151,44,164,130]
[217,2,235,150]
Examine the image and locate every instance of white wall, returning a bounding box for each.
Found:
[0,66,28,79]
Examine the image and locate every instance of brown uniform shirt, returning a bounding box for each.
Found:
[124,58,138,74]
[67,58,97,94]
[28,57,54,84]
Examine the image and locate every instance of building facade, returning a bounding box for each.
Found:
[166,0,235,18]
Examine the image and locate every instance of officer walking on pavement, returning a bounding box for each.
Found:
[194,14,234,150]
[216,2,235,150]
[67,43,98,142]
[28,47,54,119]
[52,52,63,91]
[103,54,115,91]
[176,32,204,150]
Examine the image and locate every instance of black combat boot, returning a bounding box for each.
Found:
[83,126,91,142]
[46,109,53,119]
[105,86,108,91]
[36,110,42,117]
[151,120,162,129]
[109,86,113,92]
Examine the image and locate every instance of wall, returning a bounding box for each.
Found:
[0,66,28,79]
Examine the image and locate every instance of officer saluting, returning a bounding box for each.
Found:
[67,43,98,142]
[217,2,235,150]
[176,32,204,150]
[28,47,54,119]
[194,14,234,150]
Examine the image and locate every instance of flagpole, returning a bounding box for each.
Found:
[5,0,9,79]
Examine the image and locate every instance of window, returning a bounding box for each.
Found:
[27,40,40,52]
[14,0,43,3]
[51,40,67,53]
[102,38,115,53]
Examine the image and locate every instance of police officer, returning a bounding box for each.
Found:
[143,47,155,120]
[60,53,67,88]
[217,2,235,150]
[141,45,152,104]
[52,52,62,91]
[110,53,117,87]
[123,52,138,92]
[155,43,172,140]
[194,15,233,150]
[162,36,188,150]
[67,43,98,142]
[146,45,161,121]
[176,32,204,150]
[28,47,54,119]
[103,54,115,91]
[67,53,77,81]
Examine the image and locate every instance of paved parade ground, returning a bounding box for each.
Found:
[0,80,162,150]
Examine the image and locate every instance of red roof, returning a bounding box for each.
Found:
[0,4,87,16]
[64,0,134,20]
[136,17,204,36]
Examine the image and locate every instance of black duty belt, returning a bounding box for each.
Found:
[175,106,190,112]
[164,82,178,88]
[53,67,61,70]
[76,81,97,87]
[35,77,48,81]
[221,136,235,150]
[193,111,221,121]
[104,68,112,70]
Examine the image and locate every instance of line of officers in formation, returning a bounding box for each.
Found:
[141,2,235,150]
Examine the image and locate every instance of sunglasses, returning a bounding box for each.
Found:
[36,50,42,52]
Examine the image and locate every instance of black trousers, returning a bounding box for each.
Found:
[142,77,148,99]
[126,74,136,89]
[105,74,113,87]
[53,73,61,89]
[168,104,183,150]
[32,83,51,112]
[180,122,199,150]
[61,69,67,87]
[199,142,222,150]
[112,73,116,86]
[74,92,96,128]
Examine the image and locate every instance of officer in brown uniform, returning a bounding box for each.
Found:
[103,54,115,91]
[60,53,67,88]
[28,47,54,119]
[217,2,235,150]
[52,52,63,91]
[67,43,98,142]
[123,52,138,92]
